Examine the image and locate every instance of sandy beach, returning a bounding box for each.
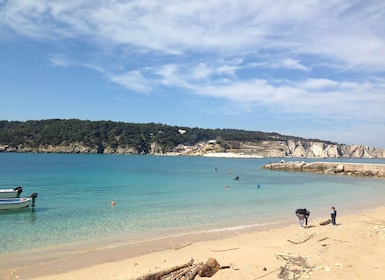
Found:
[2,206,384,280]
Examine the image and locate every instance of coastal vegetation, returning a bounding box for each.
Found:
[0,119,329,153]
[0,119,384,158]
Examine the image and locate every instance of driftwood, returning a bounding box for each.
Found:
[319,219,331,226]
[276,254,311,268]
[186,263,202,280]
[166,263,201,280]
[255,268,280,279]
[135,258,224,280]
[287,233,314,244]
[135,259,194,280]
[276,254,314,280]
[211,247,240,252]
[318,237,329,242]
[174,243,192,250]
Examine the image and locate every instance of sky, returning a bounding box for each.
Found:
[1,1,385,149]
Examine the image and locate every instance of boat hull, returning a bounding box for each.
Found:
[0,198,32,210]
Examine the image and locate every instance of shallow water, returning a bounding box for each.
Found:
[0,153,384,258]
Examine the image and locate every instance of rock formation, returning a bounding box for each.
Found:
[262,161,385,178]
[201,140,385,158]
[1,139,385,158]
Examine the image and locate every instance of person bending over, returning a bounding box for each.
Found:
[295,208,310,228]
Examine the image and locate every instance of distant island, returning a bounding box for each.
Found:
[0,119,384,158]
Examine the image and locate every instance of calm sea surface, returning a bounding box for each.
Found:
[1,153,384,260]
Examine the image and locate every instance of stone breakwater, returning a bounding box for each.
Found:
[262,161,385,178]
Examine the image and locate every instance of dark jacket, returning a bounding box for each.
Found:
[296,208,310,216]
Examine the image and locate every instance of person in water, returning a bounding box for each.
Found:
[295,208,310,228]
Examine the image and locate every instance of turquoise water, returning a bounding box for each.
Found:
[0,153,384,258]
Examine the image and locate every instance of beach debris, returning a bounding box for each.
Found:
[318,237,329,242]
[276,254,314,280]
[319,219,331,226]
[364,218,385,239]
[134,258,224,280]
[255,268,280,279]
[229,263,239,270]
[198,258,221,277]
[287,233,314,244]
[135,259,196,280]
[174,243,192,250]
[210,247,239,252]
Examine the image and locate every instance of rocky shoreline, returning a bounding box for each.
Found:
[262,161,385,178]
[1,139,385,159]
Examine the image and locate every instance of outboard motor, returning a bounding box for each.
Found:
[14,186,23,198]
[30,193,38,207]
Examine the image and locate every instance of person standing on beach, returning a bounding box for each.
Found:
[295,208,310,228]
[331,207,337,226]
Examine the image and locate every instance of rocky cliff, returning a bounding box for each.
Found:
[1,139,384,158]
[202,140,385,158]
[285,140,385,158]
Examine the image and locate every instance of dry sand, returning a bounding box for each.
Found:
[3,206,385,280]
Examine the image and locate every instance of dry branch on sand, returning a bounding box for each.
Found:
[210,247,240,252]
[319,219,332,226]
[134,259,196,280]
[287,233,314,244]
[276,254,314,280]
[134,258,228,280]
[174,243,192,250]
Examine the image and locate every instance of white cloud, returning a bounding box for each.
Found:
[189,77,385,122]
[49,53,73,67]
[1,0,384,71]
[273,58,310,71]
[1,0,385,148]
[188,59,242,81]
[189,63,214,81]
[155,64,191,89]
[110,71,152,93]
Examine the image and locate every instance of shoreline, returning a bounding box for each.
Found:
[2,205,385,280]
[1,219,292,279]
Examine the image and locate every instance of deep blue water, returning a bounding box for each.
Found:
[0,153,384,258]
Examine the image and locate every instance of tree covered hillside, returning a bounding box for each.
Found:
[0,119,334,154]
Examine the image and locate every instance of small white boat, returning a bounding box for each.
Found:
[0,193,38,210]
[0,187,23,198]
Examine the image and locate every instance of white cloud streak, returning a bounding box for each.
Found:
[110,71,152,93]
[2,1,384,65]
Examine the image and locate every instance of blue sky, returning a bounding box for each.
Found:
[1,1,385,149]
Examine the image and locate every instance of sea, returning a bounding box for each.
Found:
[1,153,384,270]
